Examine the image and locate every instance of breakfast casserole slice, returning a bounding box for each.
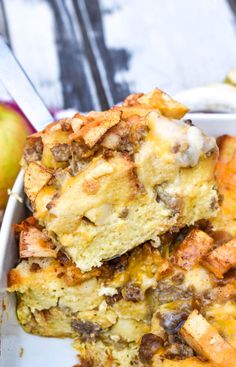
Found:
[22,89,218,271]
[8,220,236,366]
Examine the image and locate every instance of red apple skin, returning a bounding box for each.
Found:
[0,104,31,208]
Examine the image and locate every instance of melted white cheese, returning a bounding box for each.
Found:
[148,112,216,168]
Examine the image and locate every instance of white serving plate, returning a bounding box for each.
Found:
[1,112,236,367]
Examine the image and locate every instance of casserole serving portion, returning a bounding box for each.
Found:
[22,90,218,271]
[6,89,236,366]
[8,220,236,366]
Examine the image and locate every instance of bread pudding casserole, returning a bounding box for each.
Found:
[22,89,218,271]
[7,89,236,366]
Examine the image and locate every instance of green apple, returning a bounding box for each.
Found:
[0,104,30,208]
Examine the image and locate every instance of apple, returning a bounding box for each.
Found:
[0,103,31,208]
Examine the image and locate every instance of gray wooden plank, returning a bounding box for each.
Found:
[227,0,236,15]
[79,0,130,105]
[0,0,10,43]
[3,0,63,110]
[0,1,11,102]
[73,0,114,109]
[47,0,101,111]
[101,0,236,95]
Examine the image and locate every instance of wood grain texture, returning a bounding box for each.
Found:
[1,0,236,111]
[0,0,10,43]
[3,0,63,109]
[74,0,130,106]
[227,0,236,15]
[48,0,130,109]
[101,0,236,95]
[73,0,114,109]
[47,0,100,111]
[0,1,11,102]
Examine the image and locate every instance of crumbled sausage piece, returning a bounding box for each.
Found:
[119,208,129,218]
[210,197,218,211]
[71,320,101,341]
[156,287,172,304]
[102,149,115,159]
[156,191,182,213]
[24,137,43,163]
[105,287,122,306]
[130,122,148,145]
[159,231,177,247]
[51,144,71,162]
[167,333,182,344]
[71,141,85,160]
[108,254,128,272]
[102,119,136,153]
[139,333,164,363]
[164,343,194,359]
[122,282,143,302]
[118,137,133,153]
[57,250,71,265]
[156,282,193,304]
[30,263,41,272]
[195,219,213,233]
[171,272,184,285]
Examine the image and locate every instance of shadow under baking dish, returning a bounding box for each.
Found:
[1,113,236,367]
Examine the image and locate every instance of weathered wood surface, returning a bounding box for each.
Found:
[0,0,236,111]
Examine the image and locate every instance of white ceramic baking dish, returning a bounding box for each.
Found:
[1,112,236,367]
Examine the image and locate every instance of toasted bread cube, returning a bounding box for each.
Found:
[174,229,213,270]
[152,356,214,366]
[122,89,188,120]
[137,89,189,119]
[201,238,236,278]
[19,226,56,258]
[24,162,52,202]
[71,110,121,148]
[180,310,236,367]
[14,217,37,235]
